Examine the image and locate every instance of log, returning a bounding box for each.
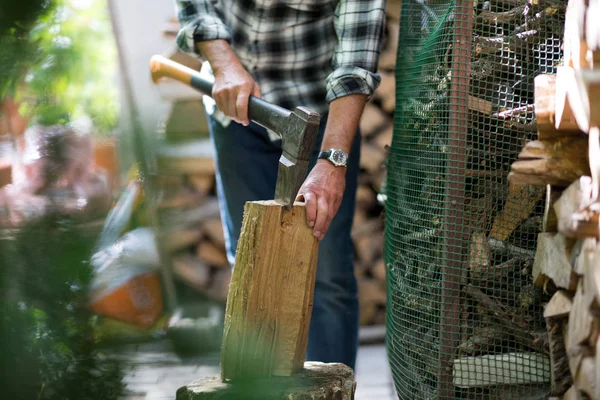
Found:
[373,72,395,114]
[176,362,356,400]
[172,253,211,291]
[573,357,597,400]
[509,137,590,187]
[359,142,385,174]
[544,291,574,395]
[489,184,545,241]
[164,228,203,253]
[544,185,561,233]
[468,96,493,114]
[452,352,550,388]
[565,69,600,133]
[563,0,589,70]
[221,201,319,381]
[202,218,226,250]
[458,326,510,356]
[156,139,216,176]
[561,385,583,400]
[467,231,490,279]
[554,176,596,238]
[188,174,215,195]
[196,241,229,267]
[359,103,391,138]
[534,74,579,140]
[579,238,600,310]
[532,233,578,290]
[205,267,231,302]
[567,282,594,377]
[378,19,399,71]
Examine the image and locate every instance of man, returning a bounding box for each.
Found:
[174,0,386,368]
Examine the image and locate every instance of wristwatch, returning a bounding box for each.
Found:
[318,148,348,167]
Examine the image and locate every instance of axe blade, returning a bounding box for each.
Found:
[274,155,310,209]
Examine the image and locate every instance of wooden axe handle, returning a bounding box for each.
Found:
[150,55,291,132]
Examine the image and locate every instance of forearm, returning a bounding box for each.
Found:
[321,94,368,155]
[196,40,243,76]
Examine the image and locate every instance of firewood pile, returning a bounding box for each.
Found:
[155,138,231,303]
[507,0,600,397]
[385,0,570,397]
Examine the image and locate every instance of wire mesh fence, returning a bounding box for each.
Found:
[385,0,566,398]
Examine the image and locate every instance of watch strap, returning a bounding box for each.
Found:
[318,150,332,160]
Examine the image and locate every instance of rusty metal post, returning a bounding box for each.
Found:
[438,0,474,398]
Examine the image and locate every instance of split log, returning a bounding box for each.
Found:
[573,357,597,400]
[544,185,561,233]
[567,282,594,377]
[359,103,391,138]
[202,218,226,250]
[534,74,580,140]
[176,362,356,400]
[532,233,578,290]
[378,19,399,71]
[563,0,588,70]
[172,254,211,291]
[509,137,590,187]
[187,174,215,195]
[579,238,600,311]
[489,184,545,241]
[554,177,597,238]
[544,290,574,395]
[565,69,600,133]
[164,228,203,253]
[358,278,386,326]
[371,258,386,282]
[196,241,228,267]
[205,267,231,303]
[221,201,319,381]
[467,231,490,279]
[359,142,386,174]
[452,352,550,388]
[561,385,583,400]
[373,72,395,114]
[468,96,493,114]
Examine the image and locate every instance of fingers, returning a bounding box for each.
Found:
[236,88,251,126]
[312,195,329,241]
[303,192,317,229]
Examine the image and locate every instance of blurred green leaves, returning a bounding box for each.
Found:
[1,0,119,134]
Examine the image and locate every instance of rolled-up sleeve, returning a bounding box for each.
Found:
[326,0,386,103]
[174,0,232,56]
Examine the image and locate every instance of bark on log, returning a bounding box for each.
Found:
[544,291,574,395]
[177,362,356,400]
[489,184,545,241]
[221,201,319,381]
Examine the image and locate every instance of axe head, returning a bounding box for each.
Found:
[274,107,320,209]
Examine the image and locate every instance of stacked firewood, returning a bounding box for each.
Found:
[156,138,231,303]
[508,0,600,397]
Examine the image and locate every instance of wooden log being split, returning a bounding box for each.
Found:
[220,201,319,381]
[177,362,356,400]
[509,137,590,187]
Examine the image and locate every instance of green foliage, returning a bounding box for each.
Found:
[0,212,125,400]
[1,0,119,134]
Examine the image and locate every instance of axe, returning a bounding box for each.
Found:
[150,55,320,209]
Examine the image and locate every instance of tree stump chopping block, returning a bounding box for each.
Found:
[176,362,356,400]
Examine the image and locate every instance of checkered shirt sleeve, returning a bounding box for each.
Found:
[174,0,232,56]
[326,0,386,103]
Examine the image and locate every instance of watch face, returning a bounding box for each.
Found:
[331,150,348,165]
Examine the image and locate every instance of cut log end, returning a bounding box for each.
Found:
[177,362,356,400]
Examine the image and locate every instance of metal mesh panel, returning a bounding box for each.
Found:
[385,0,565,398]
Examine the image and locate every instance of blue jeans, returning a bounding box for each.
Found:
[207,113,360,369]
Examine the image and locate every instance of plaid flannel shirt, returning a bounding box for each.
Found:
[174,0,386,115]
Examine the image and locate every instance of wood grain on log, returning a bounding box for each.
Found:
[534,74,580,140]
[567,282,594,377]
[544,291,574,395]
[554,176,595,238]
[221,201,318,381]
[509,137,590,187]
[489,184,545,241]
[532,233,578,290]
[544,185,561,233]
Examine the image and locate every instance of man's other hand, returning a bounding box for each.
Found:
[212,64,261,126]
[297,160,346,241]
